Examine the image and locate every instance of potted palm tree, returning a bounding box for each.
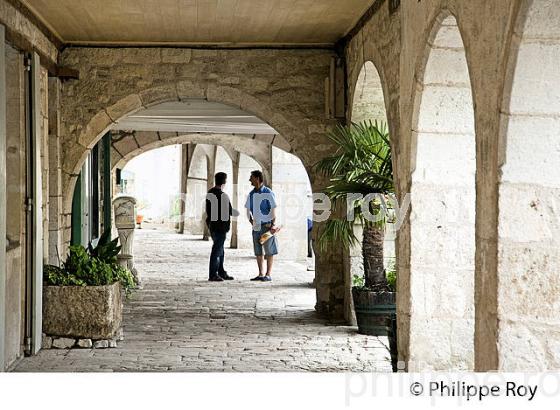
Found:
[315,120,396,336]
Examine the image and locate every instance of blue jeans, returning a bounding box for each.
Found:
[209,230,227,278]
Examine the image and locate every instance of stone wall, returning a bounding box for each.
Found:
[48,78,63,265]
[344,0,559,371]
[496,0,560,371]
[1,0,59,370]
[40,66,49,264]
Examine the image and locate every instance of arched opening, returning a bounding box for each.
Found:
[347,61,393,325]
[409,14,476,370]
[68,97,366,364]
[184,144,210,236]
[39,86,390,371]
[120,145,181,225]
[351,61,387,124]
[497,0,560,370]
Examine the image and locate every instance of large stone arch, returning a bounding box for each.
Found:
[110,131,274,183]
[57,47,344,319]
[59,50,336,230]
[62,91,306,216]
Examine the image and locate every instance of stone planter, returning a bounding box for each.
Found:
[352,287,396,336]
[43,282,123,339]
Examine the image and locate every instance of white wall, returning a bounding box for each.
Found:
[122,145,180,223]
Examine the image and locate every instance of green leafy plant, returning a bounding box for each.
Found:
[87,228,121,264]
[315,120,396,291]
[352,274,365,289]
[44,230,135,296]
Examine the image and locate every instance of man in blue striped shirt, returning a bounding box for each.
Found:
[244,170,279,282]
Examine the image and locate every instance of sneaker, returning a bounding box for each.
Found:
[261,275,272,282]
[208,276,224,282]
[219,272,234,280]
[250,275,265,281]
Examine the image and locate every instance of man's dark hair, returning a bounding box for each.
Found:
[250,170,263,183]
[215,172,227,185]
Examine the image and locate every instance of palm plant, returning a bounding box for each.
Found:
[315,120,394,291]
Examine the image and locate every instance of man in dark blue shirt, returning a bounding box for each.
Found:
[206,172,238,281]
[244,170,278,282]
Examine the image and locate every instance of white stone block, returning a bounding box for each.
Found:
[431,25,465,49]
[94,340,109,349]
[509,42,560,115]
[52,337,76,349]
[497,243,560,321]
[498,185,560,244]
[498,323,548,371]
[501,116,560,185]
[424,48,470,86]
[42,334,53,349]
[77,339,93,348]
[521,0,560,39]
[416,86,475,135]
[413,132,475,184]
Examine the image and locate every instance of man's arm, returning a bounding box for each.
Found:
[205,197,211,227]
[228,197,240,217]
[244,193,253,224]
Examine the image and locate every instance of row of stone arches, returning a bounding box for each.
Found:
[345,2,560,370]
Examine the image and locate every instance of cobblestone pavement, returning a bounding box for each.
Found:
[13,224,391,372]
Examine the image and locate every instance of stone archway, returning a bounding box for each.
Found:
[350,61,388,125]
[344,60,392,325]
[408,12,476,371]
[57,48,343,319]
[494,0,560,371]
[110,131,275,184]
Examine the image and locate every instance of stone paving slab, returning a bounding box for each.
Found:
[12,224,391,372]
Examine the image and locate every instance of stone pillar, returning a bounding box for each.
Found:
[177,144,190,234]
[47,77,63,265]
[0,24,7,371]
[40,66,49,265]
[184,145,209,236]
[113,196,139,284]
[313,207,346,321]
[202,146,216,241]
[230,151,240,248]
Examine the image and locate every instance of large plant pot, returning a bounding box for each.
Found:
[43,282,123,339]
[352,287,396,336]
